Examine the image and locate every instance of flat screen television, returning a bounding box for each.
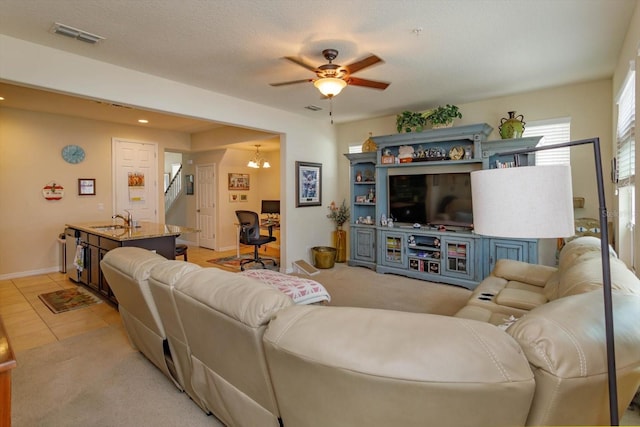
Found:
[388,172,473,228]
[261,200,280,215]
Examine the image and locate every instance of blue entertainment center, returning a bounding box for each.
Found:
[344,123,542,289]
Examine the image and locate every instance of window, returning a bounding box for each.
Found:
[523,118,571,165]
[349,144,363,154]
[616,68,636,186]
[615,65,636,269]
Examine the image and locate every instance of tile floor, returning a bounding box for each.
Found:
[0,246,263,353]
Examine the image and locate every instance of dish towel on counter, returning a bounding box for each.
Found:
[73,244,84,272]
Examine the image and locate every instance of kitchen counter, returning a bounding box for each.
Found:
[65,221,199,241]
[64,222,199,305]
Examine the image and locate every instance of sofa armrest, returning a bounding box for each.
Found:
[264,305,535,427]
[493,259,557,287]
[495,288,548,310]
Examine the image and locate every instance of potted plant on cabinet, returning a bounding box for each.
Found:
[396,111,428,133]
[425,104,462,128]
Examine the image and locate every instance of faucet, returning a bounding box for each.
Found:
[112,210,132,227]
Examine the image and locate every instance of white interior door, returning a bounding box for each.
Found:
[196,163,216,249]
[112,138,158,222]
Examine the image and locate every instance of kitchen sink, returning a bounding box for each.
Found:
[91,224,127,231]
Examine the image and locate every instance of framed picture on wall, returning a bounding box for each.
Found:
[78,178,96,196]
[228,173,250,190]
[296,161,322,207]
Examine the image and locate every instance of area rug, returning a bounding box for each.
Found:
[207,254,279,271]
[38,288,102,314]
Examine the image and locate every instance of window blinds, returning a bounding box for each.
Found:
[616,69,636,186]
[523,118,571,165]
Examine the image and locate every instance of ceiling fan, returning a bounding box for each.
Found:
[270,49,390,97]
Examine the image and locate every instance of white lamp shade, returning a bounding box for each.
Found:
[471,165,575,238]
[313,78,347,97]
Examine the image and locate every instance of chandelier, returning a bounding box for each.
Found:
[247,144,270,168]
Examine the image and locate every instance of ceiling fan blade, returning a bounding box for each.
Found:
[347,77,390,90]
[283,56,318,72]
[344,55,384,74]
[270,79,313,87]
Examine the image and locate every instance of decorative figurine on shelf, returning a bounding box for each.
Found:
[356,171,363,182]
[367,187,375,202]
[362,132,377,152]
[387,218,394,228]
[380,214,387,226]
[408,235,416,246]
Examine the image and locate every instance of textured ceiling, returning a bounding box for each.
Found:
[0,0,636,128]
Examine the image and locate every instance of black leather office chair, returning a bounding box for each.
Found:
[235,210,277,271]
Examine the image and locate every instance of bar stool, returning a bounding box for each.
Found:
[175,244,188,261]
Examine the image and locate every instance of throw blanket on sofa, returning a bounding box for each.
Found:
[239,269,330,305]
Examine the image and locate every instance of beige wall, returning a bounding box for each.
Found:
[1,35,338,277]
[2,6,637,277]
[0,106,283,276]
[189,147,281,251]
[336,79,614,265]
[0,107,191,276]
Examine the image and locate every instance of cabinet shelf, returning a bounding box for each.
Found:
[377,158,483,168]
[345,124,540,285]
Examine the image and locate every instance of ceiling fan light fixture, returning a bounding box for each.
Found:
[247,144,270,168]
[314,77,347,97]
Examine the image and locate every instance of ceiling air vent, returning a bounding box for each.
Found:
[51,22,105,44]
[305,105,322,111]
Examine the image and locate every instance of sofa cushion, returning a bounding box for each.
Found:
[102,246,167,282]
[264,306,535,427]
[174,267,293,328]
[507,290,640,426]
[239,269,330,305]
[493,259,556,287]
[495,288,548,310]
[150,260,202,286]
[557,236,603,270]
[454,305,513,325]
[558,256,640,298]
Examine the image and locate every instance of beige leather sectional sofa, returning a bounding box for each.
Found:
[101,239,640,427]
[455,236,640,324]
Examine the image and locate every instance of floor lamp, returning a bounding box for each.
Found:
[470,137,619,426]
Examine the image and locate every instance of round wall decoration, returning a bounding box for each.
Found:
[61,144,85,164]
[43,181,64,200]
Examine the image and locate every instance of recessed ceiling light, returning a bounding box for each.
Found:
[138,119,149,124]
[0,96,4,101]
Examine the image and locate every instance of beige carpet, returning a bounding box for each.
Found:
[297,262,472,316]
[12,325,221,427]
[11,266,640,426]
